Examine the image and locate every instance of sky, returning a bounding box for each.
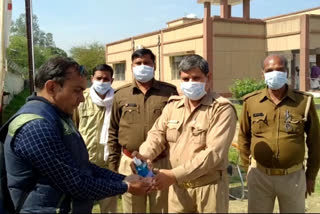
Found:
[11,0,320,53]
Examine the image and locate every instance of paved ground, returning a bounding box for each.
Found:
[229,191,320,213]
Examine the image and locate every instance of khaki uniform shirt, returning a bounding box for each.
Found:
[108,79,178,172]
[139,92,237,184]
[238,87,320,180]
[73,88,107,168]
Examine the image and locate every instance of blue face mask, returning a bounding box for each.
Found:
[92,80,111,95]
[180,81,207,101]
[264,71,287,90]
[133,65,154,83]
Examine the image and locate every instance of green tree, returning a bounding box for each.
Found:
[70,42,105,73]
[11,14,55,47]
[7,13,67,77]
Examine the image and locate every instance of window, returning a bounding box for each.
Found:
[170,55,187,80]
[113,62,126,81]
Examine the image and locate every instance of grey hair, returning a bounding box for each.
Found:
[178,54,209,75]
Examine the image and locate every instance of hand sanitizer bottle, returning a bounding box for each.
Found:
[133,157,154,177]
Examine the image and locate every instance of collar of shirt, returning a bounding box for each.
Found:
[258,86,297,103]
[131,78,160,94]
[177,92,215,109]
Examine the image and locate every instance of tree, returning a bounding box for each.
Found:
[7,13,67,77]
[10,14,55,47]
[70,42,106,74]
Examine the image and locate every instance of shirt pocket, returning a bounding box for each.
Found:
[78,110,95,133]
[190,123,208,145]
[122,106,140,124]
[283,113,304,135]
[251,114,268,134]
[166,122,180,143]
[153,100,168,119]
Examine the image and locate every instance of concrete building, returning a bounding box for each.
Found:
[105,0,320,96]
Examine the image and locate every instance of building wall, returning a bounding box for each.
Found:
[264,8,320,22]
[105,9,320,94]
[162,21,203,88]
[309,15,320,49]
[3,72,24,105]
[265,17,301,52]
[212,20,266,93]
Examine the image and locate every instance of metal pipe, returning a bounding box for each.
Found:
[25,0,35,94]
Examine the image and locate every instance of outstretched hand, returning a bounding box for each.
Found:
[151,169,176,191]
[124,175,151,195]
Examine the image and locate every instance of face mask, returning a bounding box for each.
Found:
[132,65,154,83]
[264,71,287,90]
[92,80,111,95]
[180,81,207,101]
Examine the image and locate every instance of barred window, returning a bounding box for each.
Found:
[170,55,187,80]
[113,62,126,81]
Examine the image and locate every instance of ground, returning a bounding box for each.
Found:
[229,189,320,213]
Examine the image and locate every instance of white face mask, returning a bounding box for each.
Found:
[264,71,287,90]
[180,81,207,101]
[132,65,154,83]
[92,80,111,95]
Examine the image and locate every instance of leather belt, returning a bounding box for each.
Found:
[251,158,303,176]
[123,148,133,158]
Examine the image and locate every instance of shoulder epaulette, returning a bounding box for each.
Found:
[212,92,232,105]
[292,89,313,97]
[168,95,183,102]
[114,83,132,93]
[242,90,263,101]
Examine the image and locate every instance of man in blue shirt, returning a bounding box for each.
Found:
[2,57,150,213]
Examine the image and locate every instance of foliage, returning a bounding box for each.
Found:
[230,78,266,99]
[11,14,55,47]
[7,14,67,78]
[70,42,105,74]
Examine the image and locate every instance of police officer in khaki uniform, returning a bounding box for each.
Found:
[134,54,237,213]
[107,48,178,213]
[238,54,320,213]
[73,64,118,213]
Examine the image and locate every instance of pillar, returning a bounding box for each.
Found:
[299,15,310,91]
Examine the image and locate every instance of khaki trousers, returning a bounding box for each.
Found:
[97,196,117,213]
[168,172,229,213]
[247,166,306,213]
[118,154,168,213]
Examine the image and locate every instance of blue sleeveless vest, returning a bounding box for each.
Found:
[4,95,94,213]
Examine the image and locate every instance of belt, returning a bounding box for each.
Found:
[251,158,303,176]
[122,148,167,161]
[178,170,225,189]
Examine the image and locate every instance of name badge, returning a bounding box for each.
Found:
[253,113,264,117]
[125,103,137,107]
[168,120,179,124]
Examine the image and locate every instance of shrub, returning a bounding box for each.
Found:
[230,78,266,99]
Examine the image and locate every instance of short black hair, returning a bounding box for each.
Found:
[92,64,114,77]
[179,54,209,75]
[262,54,288,70]
[131,48,155,63]
[35,56,87,90]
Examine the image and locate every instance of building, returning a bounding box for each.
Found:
[105,0,320,96]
